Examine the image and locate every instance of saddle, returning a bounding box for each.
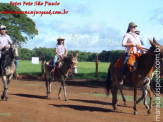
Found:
[46,57,63,68]
[115,53,142,72]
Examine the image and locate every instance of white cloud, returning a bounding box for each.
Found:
[62,3,92,16]
[150,8,163,24]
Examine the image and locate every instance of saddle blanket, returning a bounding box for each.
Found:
[115,53,142,72]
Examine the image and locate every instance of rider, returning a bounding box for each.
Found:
[0,25,12,54]
[14,40,19,77]
[121,22,144,82]
[51,37,68,73]
[0,25,12,74]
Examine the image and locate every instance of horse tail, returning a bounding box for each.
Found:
[41,54,45,79]
[106,62,114,96]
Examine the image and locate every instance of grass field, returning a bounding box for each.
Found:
[17,60,110,79]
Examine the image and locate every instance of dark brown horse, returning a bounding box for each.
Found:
[42,53,78,101]
[106,38,163,115]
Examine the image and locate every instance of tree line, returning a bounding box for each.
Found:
[18,47,124,62]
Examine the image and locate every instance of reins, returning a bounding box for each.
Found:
[129,46,155,56]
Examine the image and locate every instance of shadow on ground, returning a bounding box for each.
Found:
[11,93,46,99]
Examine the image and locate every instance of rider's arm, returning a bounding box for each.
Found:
[4,35,12,49]
[56,48,61,57]
[65,48,68,56]
[122,34,135,47]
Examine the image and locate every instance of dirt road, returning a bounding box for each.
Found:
[0,78,162,122]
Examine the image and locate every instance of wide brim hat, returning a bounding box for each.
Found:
[128,22,137,28]
[0,25,6,30]
[57,36,65,41]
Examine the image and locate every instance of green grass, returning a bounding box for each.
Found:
[85,92,163,107]
[74,62,110,79]
[17,60,42,76]
[17,60,110,79]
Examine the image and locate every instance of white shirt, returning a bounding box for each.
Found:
[0,34,12,49]
[122,32,141,54]
[55,44,67,55]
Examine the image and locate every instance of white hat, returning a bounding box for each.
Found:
[0,25,6,29]
[57,36,65,41]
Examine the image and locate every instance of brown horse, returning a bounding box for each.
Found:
[119,72,154,108]
[42,53,78,101]
[106,38,163,115]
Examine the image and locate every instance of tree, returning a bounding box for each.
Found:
[18,48,32,60]
[0,3,38,43]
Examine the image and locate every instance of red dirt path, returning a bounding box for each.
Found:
[0,77,162,122]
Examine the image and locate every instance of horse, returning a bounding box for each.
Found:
[106,38,163,115]
[1,42,18,101]
[41,53,78,101]
[119,72,154,109]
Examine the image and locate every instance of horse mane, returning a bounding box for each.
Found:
[62,56,72,64]
[1,47,15,69]
[134,46,155,80]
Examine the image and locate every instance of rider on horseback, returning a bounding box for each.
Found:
[0,25,12,74]
[51,37,68,73]
[121,22,144,83]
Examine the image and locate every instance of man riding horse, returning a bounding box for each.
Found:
[0,25,12,74]
[0,25,18,101]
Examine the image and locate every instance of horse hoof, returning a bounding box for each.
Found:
[1,95,4,100]
[113,106,116,110]
[124,102,127,106]
[147,110,151,115]
[134,111,138,115]
[58,96,61,100]
[145,105,149,109]
[65,98,68,101]
[5,97,8,101]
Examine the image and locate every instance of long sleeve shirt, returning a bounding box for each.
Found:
[0,34,12,49]
[122,32,142,54]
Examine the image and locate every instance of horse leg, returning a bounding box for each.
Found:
[147,87,153,115]
[111,84,118,110]
[45,77,50,98]
[49,80,52,95]
[133,86,138,115]
[1,76,7,100]
[4,75,13,101]
[61,76,68,101]
[119,85,127,106]
[58,82,63,100]
[136,86,145,104]
[143,87,149,109]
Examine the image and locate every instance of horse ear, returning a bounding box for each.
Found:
[71,53,74,57]
[149,40,156,47]
[75,53,78,58]
[153,37,157,43]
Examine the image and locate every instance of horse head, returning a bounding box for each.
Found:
[63,53,78,75]
[11,42,18,58]
[149,37,163,54]
[71,53,78,74]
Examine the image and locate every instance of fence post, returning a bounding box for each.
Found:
[95,55,98,77]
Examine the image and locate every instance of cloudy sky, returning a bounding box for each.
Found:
[1,0,163,52]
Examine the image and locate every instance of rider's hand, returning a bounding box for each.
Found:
[4,45,8,49]
[63,54,67,57]
[60,55,63,59]
[136,44,141,47]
